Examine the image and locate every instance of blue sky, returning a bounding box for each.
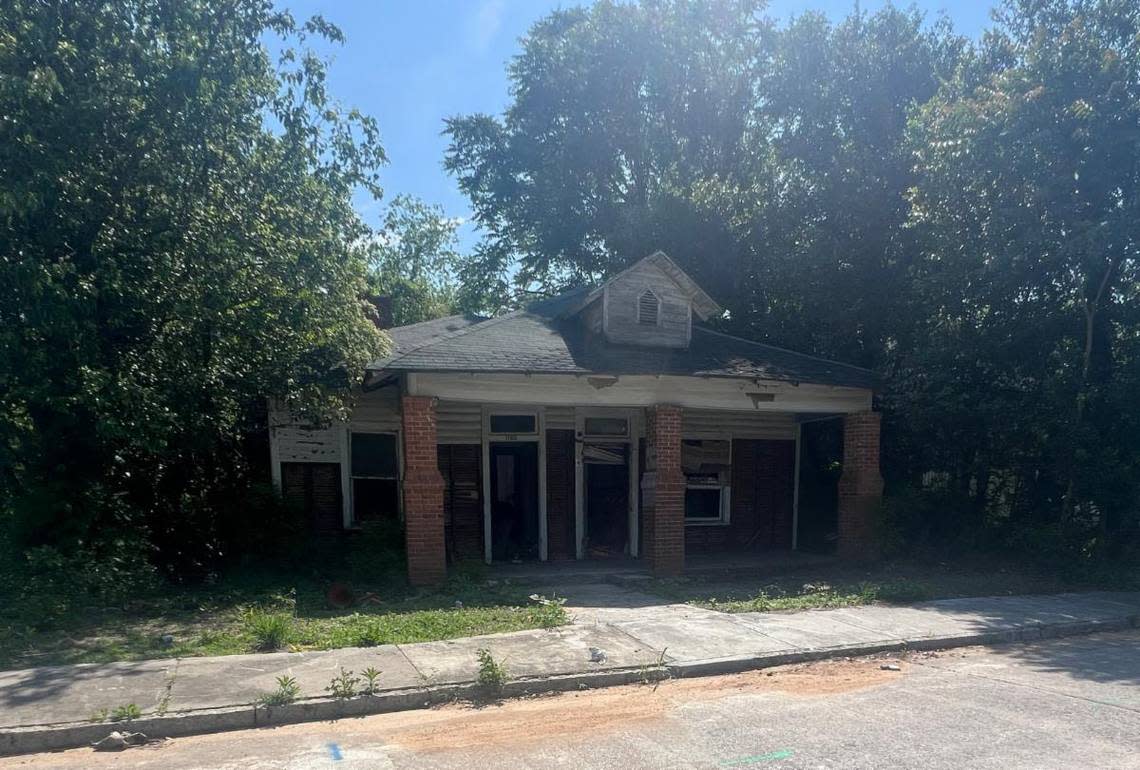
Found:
[275,1,995,250]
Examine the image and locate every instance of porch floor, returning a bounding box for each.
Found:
[486,549,836,587]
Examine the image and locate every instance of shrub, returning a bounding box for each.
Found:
[243,607,294,651]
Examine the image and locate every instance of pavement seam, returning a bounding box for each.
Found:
[393,645,431,688]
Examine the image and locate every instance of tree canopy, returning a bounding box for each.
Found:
[0,0,387,577]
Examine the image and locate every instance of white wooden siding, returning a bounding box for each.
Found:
[683,409,795,440]
[351,387,401,431]
[438,400,481,443]
[603,260,692,348]
[272,425,342,463]
[545,405,576,431]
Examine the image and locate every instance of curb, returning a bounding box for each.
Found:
[0,666,665,756]
[2,614,1136,756]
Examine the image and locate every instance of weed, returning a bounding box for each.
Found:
[110,703,142,722]
[874,579,933,604]
[361,666,382,695]
[528,593,568,628]
[242,606,293,651]
[90,708,109,723]
[325,667,360,699]
[256,675,301,707]
[475,647,508,691]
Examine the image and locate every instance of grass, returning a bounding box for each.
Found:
[644,557,1131,614]
[0,566,569,671]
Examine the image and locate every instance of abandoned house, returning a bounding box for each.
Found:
[269,252,882,585]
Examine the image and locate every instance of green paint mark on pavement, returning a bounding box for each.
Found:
[721,749,795,765]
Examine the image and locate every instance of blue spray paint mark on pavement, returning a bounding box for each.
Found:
[327,742,343,761]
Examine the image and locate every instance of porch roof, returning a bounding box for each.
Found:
[368,294,875,390]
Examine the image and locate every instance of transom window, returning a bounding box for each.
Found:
[637,290,660,325]
[488,413,537,435]
[682,438,732,525]
[583,416,629,437]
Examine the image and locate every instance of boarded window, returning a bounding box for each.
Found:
[637,290,659,325]
[281,462,342,533]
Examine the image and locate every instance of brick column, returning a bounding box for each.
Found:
[401,395,446,585]
[642,405,685,575]
[837,411,884,560]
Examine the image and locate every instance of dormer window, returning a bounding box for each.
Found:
[637,290,659,326]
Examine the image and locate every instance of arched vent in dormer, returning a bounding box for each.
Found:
[637,290,660,325]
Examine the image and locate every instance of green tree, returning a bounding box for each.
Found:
[739,7,963,366]
[367,194,461,325]
[445,0,767,312]
[0,1,387,574]
[902,0,1140,552]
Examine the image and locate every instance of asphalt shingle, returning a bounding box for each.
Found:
[367,298,874,390]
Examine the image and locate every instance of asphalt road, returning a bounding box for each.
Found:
[4,630,1138,770]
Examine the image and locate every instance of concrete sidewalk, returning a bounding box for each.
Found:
[2,589,1138,754]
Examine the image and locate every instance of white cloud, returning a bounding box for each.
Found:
[468,0,506,53]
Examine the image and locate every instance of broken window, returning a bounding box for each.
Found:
[682,438,731,524]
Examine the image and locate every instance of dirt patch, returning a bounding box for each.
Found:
[382,657,906,753]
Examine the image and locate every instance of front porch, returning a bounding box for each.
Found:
[396,380,884,586]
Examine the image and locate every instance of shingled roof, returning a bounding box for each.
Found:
[368,295,874,390]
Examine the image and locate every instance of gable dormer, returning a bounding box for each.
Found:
[569,252,721,349]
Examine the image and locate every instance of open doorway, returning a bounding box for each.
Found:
[583,443,629,557]
[489,442,539,561]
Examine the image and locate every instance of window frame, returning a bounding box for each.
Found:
[681,436,733,526]
[485,409,540,440]
[348,430,402,526]
[581,414,630,439]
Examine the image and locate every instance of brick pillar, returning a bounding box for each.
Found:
[642,405,685,575]
[837,411,884,560]
[402,395,446,585]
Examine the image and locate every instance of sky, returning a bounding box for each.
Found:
[274,0,996,251]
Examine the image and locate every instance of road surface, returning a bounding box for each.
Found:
[4,630,1138,769]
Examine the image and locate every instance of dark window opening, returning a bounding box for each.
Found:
[685,487,723,521]
[353,478,400,523]
[350,432,398,526]
[489,414,537,435]
[351,432,397,478]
